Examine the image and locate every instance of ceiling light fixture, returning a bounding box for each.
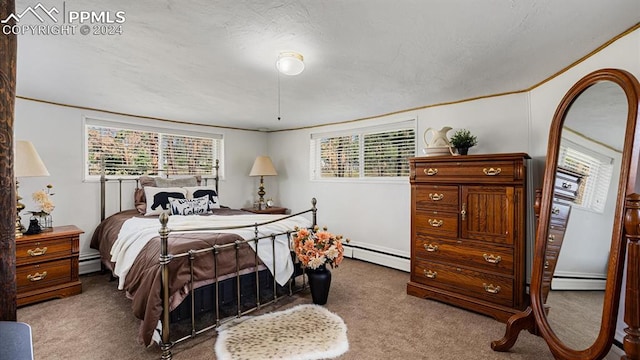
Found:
[276,52,305,76]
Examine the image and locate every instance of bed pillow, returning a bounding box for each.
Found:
[169,195,210,216]
[155,176,198,188]
[184,186,220,210]
[143,186,188,216]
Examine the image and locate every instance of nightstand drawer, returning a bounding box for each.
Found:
[16,258,73,292]
[16,237,73,265]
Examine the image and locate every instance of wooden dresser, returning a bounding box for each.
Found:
[407,152,530,322]
[16,225,84,306]
[540,167,583,301]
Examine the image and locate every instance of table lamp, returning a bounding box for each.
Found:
[249,156,277,209]
[15,140,50,238]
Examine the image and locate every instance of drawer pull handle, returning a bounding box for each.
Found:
[561,182,572,189]
[544,261,550,269]
[548,234,555,243]
[483,167,502,176]
[424,244,439,252]
[460,202,467,221]
[483,283,501,294]
[551,207,560,215]
[424,168,438,176]
[429,193,444,201]
[27,247,48,256]
[27,271,48,282]
[428,219,443,227]
[483,253,502,264]
[423,270,437,279]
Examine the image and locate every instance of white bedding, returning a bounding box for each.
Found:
[110,213,313,289]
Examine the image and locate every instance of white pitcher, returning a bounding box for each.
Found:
[422,127,455,156]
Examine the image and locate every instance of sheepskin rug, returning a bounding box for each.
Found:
[214,304,349,360]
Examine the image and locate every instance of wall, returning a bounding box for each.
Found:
[268,93,531,271]
[14,99,270,273]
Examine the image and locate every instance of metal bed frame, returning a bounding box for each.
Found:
[98,161,316,360]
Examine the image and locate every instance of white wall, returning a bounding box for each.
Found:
[14,99,270,270]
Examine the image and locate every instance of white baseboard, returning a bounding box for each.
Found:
[606,343,624,359]
[551,277,606,290]
[344,245,410,272]
[79,258,101,275]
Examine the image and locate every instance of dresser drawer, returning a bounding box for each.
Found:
[414,160,518,183]
[16,237,73,265]
[412,259,514,307]
[415,185,459,210]
[414,237,514,275]
[549,201,571,227]
[17,258,73,292]
[554,169,582,199]
[414,210,458,238]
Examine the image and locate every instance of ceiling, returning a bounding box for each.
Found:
[14,0,640,131]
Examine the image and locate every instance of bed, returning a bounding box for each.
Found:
[89,163,316,359]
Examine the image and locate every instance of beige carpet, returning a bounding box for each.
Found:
[215,304,348,360]
[17,258,564,359]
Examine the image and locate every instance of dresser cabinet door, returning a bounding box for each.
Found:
[460,186,515,245]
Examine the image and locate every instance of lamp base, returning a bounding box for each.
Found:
[16,181,25,238]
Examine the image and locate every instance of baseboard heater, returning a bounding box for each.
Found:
[342,244,410,272]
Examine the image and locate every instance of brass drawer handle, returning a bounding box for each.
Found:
[424,244,439,252]
[483,283,501,294]
[548,234,555,243]
[423,270,437,279]
[27,271,48,282]
[483,167,502,176]
[428,219,443,227]
[424,168,438,176]
[483,253,502,264]
[429,193,444,201]
[551,207,560,215]
[544,261,550,269]
[561,182,572,189]
[460,202,467,221]
[27,247,48,256]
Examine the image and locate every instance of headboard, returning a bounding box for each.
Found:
[99,159,220,221]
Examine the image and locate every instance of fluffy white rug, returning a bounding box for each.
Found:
[214,304,349,360]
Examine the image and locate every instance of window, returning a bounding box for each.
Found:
[84,118,223,179]
[558,138,614,213]
[311,120,416,180]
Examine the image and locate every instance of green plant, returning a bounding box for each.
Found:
[449,129,478,149]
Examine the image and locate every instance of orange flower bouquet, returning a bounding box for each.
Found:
[292,225,348,270]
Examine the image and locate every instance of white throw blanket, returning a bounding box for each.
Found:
[110,213,312,290]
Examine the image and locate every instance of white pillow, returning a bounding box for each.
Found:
[169,195,209,216]
[184,186,220,210]
[143,187,188,216]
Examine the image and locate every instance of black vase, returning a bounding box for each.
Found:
[307,265,332,305]
[457,147,469,155]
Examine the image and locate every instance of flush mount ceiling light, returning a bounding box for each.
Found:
[276,52,305,76]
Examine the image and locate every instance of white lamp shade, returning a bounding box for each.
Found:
[15,140,50,177]
[249,156,278,176]
[276,52,305,76]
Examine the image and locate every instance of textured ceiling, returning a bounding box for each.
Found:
[14,0,640,131]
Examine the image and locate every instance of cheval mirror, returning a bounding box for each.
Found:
[491,68,640,359]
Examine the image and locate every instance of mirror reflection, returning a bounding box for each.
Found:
[544,81,627,350]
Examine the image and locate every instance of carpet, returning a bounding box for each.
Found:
[214,304,349,360]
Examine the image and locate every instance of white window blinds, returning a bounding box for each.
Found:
[85,119,222,178]
[558,139,614,213]
[311,120,416,179]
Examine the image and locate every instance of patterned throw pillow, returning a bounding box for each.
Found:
[143,187,188,216]
[184,186,220,210]
[169,195,210,216]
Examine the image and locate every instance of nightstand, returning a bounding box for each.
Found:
[16,225,84,306]
[241,206,288,214]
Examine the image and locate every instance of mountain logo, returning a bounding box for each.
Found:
[1,3,59,24]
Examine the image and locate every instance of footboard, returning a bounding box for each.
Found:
[157,198,317,360]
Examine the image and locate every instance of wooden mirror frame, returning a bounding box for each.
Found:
[492,68,640,360]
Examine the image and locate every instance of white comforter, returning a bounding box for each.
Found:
[110,213,312,290]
